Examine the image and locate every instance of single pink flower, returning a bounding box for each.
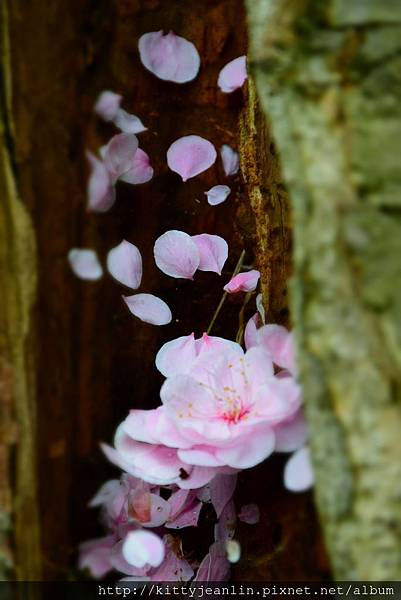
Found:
[86,151,116,213]
[167,135,216,181]
[220,144,239,176]
[205,185,231,206]
[223,270,260,293]
[123,293,172,325]
[107,240,143,289]
[192,233,228,275]
[138,31,200,83]
[68,248,103,281]
[218,56,247,93]
[122,530,165,568]
[154,230,200,279]
[283,446,314,492]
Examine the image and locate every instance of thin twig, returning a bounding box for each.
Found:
[206,250,246,335]
[236,291,253,344]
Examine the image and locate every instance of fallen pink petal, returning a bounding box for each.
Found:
[205,184,231,206]
[106,240,143,289]
[119,148,154,185]
[220,144,240,176]
[68,248,103,281]
[123,293,172,325]
[238,503,260,525]
[103,133,139,181]
[122,530,165,568]
[167,135,217,182]
[284,447,314,493]
[191,233,228,275]
[223,270,260,293]
[218,55,247,93]
[94,90,122,121]
[86,151,116,213]
[154,230,200,279]
[138,30,200,83]
[113,109,147,134]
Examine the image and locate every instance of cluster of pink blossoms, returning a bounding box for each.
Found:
[74,29,313,582]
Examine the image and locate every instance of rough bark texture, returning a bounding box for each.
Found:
[0,0,327,581]
[246,0,401,580]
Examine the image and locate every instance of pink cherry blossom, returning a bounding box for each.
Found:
[94,91,122,121]
[224,270,260,293]
[220,144,239,176]
[86,151,116,212]
[238,503,260,525]
[68,248,103,281]
[283,446,314,492]
[155,332,241,378]
[107,240,143,289]
[122,530,165,568]
[123,293,172,325]
[167,136,216,181]
[138,31,200,83]
[218,56,247,93]
[205,185,231,206]
[154,230,200,279]
[119,148,153,184]
[192,234,228,275]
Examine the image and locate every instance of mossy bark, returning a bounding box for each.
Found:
[246,0,401,580]
[0,0,41,580]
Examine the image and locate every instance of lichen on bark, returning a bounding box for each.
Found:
[246,0,401,580]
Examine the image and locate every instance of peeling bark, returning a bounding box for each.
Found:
[246,0,401,580]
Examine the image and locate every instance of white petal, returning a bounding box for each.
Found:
[123,293,172,325]
[68,249,103,281]
[113,108,147,134]
[122,530,164,568]
[284,447,314,492]
[94,90,122,121]
[220,144,239,176]
[204,185,231,206]
[106,240,143,289]
[154,230,200,279]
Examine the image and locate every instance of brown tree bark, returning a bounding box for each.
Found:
[1,0,326,581]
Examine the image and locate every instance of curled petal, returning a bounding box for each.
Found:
[167,136,216,182]
[218,56,247,93]
[122,530,165,569]
[220,144,239,176]
[238,503,260,525]
[103,133,139,181]
[154,230,200,279]
[223,270,260,293]
[113,109,147,134]
[205,184,231,206]
[138,30,200,83]
[94,90,122,121]
[192,234,228,275]
[123,294,172,325]
[284,447,314,492]
[107,240,143,289]
[86,151,116,213]
[120,148,154,185]
[68,249,103,281]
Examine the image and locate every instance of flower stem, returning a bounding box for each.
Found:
[206,249,246,335]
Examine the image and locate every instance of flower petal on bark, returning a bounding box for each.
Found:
[220,144,239,176]
[113,108,147,134]
[167,136,216,182]
[223,270,260,293]
[205,185,231,206]
[119,148,153,185]
[192,234,228,275]
[86,151,116,213]
[94,90,122,121]
[217,56,247,93]
[107,240,143,289]
[68,249,103,281]
[103,133,139,181]
[138,30,200,83]
[154,230,200,279]
[123,294,172,325]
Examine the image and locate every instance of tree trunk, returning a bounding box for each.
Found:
[246,0,401,580]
